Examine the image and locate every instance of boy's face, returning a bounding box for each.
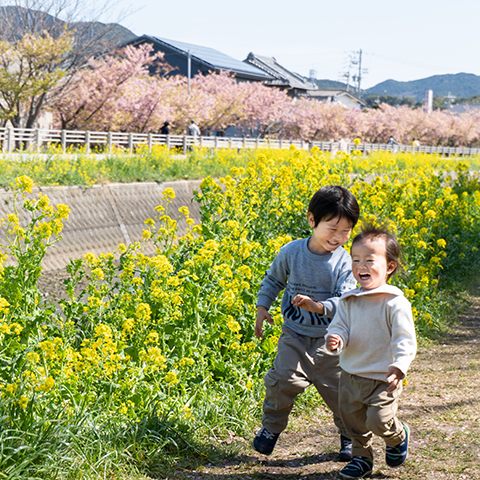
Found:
[351,236,397,290]
[307,214,353,255]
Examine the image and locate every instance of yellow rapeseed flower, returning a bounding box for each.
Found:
[18,395,29,409]
[164,371,179,386]
[55,204,70,220]
[162,188,176,200]
[37,376,55,392]
[12,175,34,193]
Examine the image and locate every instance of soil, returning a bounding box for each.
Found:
[177,291,480,480]
[36,271,480,480]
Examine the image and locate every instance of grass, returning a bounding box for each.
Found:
[0,147,261,189]
[1,147,480,190]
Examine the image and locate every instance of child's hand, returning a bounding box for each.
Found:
[386,366,404,393]
[255,306,273,339]
[326,334,341,351]
[291,294,324,314]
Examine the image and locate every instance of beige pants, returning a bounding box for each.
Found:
[339,370,406,460]
[262,324,347,436]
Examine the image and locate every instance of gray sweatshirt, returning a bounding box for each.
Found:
[256,238,356,338]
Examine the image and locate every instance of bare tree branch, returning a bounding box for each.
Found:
[0,0,137,128]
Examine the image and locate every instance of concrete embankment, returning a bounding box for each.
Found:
[0,180,202,271]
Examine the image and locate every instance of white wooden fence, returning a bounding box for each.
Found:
[1,126,480,157]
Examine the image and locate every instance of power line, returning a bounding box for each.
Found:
[339,49,368,94]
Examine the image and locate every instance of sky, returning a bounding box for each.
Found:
[107,0,480,90]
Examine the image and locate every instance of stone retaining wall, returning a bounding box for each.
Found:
[0,180,202,271]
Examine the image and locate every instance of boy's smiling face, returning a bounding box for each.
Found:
[351,236,397,290]
[307,214,353,255]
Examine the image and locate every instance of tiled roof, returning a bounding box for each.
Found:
[307,89,366,105]
[448,103,480,115]
[244,53,317,91]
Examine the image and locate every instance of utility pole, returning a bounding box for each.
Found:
[344,71,351,92]
[187,50,191,94]
[357,49,362,94]
[350,49,368,96]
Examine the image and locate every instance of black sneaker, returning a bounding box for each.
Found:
[385,424,409,468]
[339,456,373,479]
[252,427,280,455]
[339,435,353,461]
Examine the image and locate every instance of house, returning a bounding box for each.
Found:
[122,35,272,82]
[306,89,366,110]
[244,52,318,97]
[448,103,480,115]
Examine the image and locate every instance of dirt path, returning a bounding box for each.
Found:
[176,292,480,480]
[36,271,480,479]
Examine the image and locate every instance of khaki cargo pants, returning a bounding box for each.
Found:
[339,370,406,460]
[262,324,347,436]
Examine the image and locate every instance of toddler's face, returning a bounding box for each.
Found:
[351,236,397,290]
[307,214,353,255]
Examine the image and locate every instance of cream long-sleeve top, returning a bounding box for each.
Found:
[326,284,417,381]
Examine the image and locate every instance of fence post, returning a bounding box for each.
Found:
[85,131,90,154]
[6,126,13,153]
[128,133,133,154]
[148,133,152,153]
[35,129,41,153]
[183,135,187,154]
[214,136,218,150]
[166,135,170,150]
[108,132,112,155]
[61,130,67,153]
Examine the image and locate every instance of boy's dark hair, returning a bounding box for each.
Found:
[351,224,401,279]
[308,185,360,228]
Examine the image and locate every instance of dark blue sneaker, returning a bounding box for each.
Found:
[385,424,410,468]
[253,427,280,455]
[339,435,353,461]
[339,456,373,479]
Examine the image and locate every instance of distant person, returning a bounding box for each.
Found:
[326,225,417,479]
[160,121,170,135]
[411,138,420,147]
[387,136,397,146]
[186,119,200,136]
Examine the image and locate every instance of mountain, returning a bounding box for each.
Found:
[366,73,480,101]
[0,5,137,47]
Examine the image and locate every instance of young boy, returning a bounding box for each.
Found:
[253,185,360,460]
[326,226,417,479]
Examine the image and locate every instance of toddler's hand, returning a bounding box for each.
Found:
[292,294,324,314]
[255,306,273,339]
[326,334,340,351]
[386,366,404,393]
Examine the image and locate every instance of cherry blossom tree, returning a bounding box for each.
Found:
[48,43,480,147]
[52,44,169,131]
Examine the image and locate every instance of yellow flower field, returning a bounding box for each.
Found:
[0,148,479,478]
